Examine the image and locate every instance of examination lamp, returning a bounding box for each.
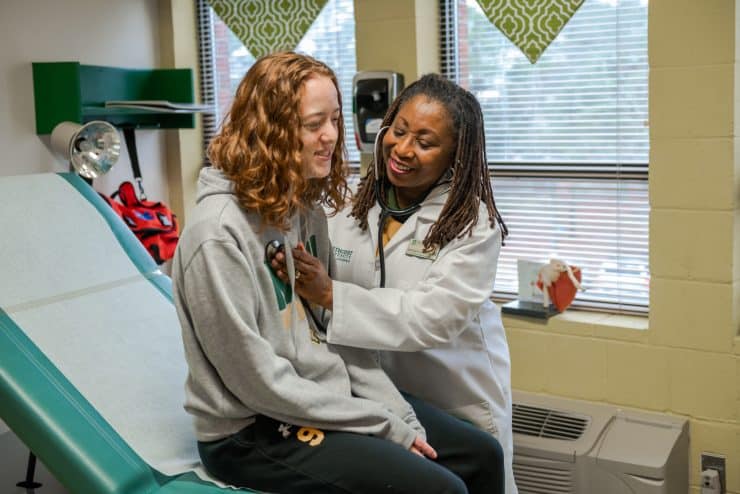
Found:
[50,121,121,179]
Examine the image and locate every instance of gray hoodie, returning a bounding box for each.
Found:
[172,167,423,449]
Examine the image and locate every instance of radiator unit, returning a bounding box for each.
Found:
[512,391,688,494]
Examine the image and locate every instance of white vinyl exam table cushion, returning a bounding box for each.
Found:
[0,173,252,493]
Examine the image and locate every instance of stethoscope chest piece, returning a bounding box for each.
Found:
[264,238,326,335]
[265,239,284,264]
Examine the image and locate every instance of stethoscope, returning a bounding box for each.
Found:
[263,127,438,329]
[372,126,423,288]
[265,239,327,336]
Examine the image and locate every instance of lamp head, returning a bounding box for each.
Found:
[50,121,121,179]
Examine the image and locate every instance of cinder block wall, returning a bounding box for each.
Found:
[352,1,740,493]
[505,1,740,492]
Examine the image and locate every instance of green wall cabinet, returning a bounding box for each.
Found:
[32,62,196,134]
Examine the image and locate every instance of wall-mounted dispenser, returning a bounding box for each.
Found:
[352,71,404,153]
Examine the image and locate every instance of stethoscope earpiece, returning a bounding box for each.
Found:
[372,126,390,180]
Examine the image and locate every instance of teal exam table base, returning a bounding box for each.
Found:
[0,173,251,493]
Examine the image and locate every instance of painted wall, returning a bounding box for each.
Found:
[354,0,438,79]
[0,0,170,206]
[0,1,172,492]
[159,0,202,225]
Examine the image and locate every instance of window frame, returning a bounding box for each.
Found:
[195,0,360,168]
[439,0,650,314]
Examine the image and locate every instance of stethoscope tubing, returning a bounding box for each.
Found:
[372,126,421,288]
[373,126,422,219]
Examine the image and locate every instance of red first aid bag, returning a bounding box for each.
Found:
[101,181,179,264]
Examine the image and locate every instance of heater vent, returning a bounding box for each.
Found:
[513,460,573,494]
[512,391,689,494]
[512,403,589,440]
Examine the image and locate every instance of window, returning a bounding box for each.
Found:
[196,0,359,163]
[441,0,649,313]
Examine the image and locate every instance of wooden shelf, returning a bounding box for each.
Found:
[32,62,197,134]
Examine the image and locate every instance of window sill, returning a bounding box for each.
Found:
[502,307,648,342]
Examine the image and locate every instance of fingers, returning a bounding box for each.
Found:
[269,249,310,285]
[290,247,321,276]
[267,242,321,286]
[269,251,290,282]
[292,246,316,266]
[412,436,437,459]
[266,242,333,309]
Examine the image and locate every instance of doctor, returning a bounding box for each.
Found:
[273,73,517,493]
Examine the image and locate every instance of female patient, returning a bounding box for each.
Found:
[171,52,503,494]
[273,73,517,493]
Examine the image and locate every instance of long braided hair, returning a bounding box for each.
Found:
[351,73,507,250]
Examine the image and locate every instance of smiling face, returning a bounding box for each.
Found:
[382,95,456,208]
[299,75,341,179]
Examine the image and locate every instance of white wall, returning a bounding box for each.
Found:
[0,0,170,202]
[0,1,170,491]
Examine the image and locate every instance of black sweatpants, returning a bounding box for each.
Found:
[198,395,504,494]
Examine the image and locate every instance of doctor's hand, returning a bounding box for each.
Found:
[270,243,333,310]
[410,436,437,459]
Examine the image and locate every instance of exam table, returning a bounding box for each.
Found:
[0,173,251,493]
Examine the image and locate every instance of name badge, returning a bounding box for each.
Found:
[405,239,439,260]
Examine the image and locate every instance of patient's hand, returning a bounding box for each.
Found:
[270,243,333,310]
[410,436,437,459]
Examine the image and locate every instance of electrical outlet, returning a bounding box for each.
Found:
[701,453,726,494]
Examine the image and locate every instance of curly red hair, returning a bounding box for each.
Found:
[208,52,349,230]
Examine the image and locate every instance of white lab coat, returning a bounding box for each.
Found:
[328,184,517,494]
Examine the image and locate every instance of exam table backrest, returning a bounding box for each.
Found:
[0,173,231,493]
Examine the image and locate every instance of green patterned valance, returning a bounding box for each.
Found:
[207,0,328,59]
[476,0,585,63]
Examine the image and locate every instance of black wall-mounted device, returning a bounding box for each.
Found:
[352,71,404,153]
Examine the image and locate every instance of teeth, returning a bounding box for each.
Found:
[393,159,411,172]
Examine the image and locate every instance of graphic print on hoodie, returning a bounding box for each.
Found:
[265,234,323,343]
[172,166,422,449]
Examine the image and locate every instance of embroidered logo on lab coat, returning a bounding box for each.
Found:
[406,239,439,260]
[333,246,353,263]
